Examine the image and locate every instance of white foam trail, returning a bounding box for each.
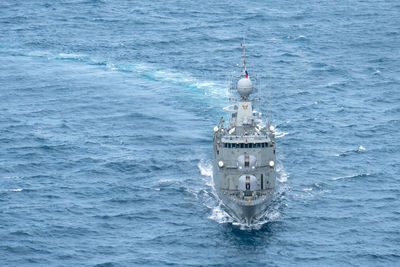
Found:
[247,209,281,230]
[208,204,235,224]
[197,159,238,224]
[276,164,289,183]
[128,62,226,98]
[198,160,212,177]
[7,48,227,99]
[197,159,213,187]
[149,69,226,97]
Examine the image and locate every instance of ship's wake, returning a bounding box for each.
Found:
[0,47,228,100]
[197,159,288,230]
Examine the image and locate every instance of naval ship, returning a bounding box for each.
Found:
[213,43,276,224]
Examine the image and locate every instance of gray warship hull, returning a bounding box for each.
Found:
[215,187,274,224]
[212,43,276,225]
[213,154,275,224]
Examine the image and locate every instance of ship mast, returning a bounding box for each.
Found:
[240,40,247,75]
[240,39,249,79]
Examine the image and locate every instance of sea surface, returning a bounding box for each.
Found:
[1,0,400,266]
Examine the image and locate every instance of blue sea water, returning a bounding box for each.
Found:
[1,0,400,266]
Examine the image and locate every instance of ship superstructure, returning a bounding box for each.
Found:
[212,43,276,224]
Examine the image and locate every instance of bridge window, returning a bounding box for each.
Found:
[249,143,253,148]
[244,144,249,148]
[240,143,244,148]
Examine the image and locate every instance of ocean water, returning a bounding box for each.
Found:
[1,0,400,266]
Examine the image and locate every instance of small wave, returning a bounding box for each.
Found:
[330,173,371,181]
[3,176,21,179]
[373,70,381,75]
[275,129,288,138]
[292,183,329,199]
[57,53,88,60]
[4,188,23,192]
[281,52,300,58]
[334,145,367,156]
[158,178,182,184]
[319,81,347,89]
[294,35,309,42]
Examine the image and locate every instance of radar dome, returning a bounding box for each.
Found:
[237,77,253,98]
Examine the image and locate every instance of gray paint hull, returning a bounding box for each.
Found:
[212,46,276,225]
[216,186,274,225]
